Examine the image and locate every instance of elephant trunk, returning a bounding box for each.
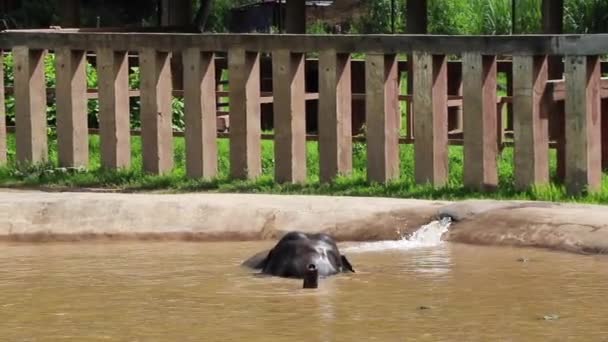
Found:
[302,264,319,289]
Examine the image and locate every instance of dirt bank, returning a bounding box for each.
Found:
[1,190,607,255]
[439,200,608,254]
[0,190,444,243]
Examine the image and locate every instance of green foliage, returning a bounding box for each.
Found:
[353,0,405,34]
[565,0,608,33]
[428,0,471,34]
[338,0,607,35]
[306,20,331,34]
[467,0,512,35]
[513,0,541,33]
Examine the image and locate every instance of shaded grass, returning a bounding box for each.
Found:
[1,133,607,204]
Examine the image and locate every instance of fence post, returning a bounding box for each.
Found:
[272,50,306,183]
[13,47,47,164]
[0,51,5,165]
[56,48,88,168]
[228,49,261,180]
[97,48,131,169]
[602,98,608,171]
[413,52,448,187]
[183,48,217,179]
[565,55,602,195]
[97,49,131,170]
[318,51,352,183]
[139,49,174,175]
[463,53,498,191]
[365,54,400,183]
[512,55,549,191]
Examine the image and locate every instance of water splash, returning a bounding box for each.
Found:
[343,217,452,253]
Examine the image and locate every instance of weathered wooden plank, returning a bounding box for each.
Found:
[0,52,6,165]
[565,56,602,195]
[413,52,448,186]
[55,48,88,168]
[97,49,131,169]
[13,47,47,164]
[406,0,428,34]
[318,51,352,183]
[512,55,549,191]
[463,53,498,191]
[182,48,217,179]
[405,56,414,140]
[365,54,400,183]
[286,0,306,33]
[272,50,306,183]
[603,99,608,171]
[139,49,174,174]
[229,49,261,180]
[3,32,608,56]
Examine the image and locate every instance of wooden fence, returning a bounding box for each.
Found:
[0,31,607,195]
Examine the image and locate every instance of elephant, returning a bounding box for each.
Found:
[242,231,355,279]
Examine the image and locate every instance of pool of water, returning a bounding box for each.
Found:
[1,238,608,341]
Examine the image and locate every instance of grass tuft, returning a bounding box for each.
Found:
[1,133,607,204]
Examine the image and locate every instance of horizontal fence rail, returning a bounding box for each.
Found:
[1,31,608,195]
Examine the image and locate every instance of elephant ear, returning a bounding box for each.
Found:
[242,249,272,270]
[340,255,355,273]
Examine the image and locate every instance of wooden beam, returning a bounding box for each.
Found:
[183,49,218,179]
[5,32,608,56]
[463,53,498,191]
[55,48,88,168]
[160,0,193,27]
[0,51,5,165]
[406,0,427,34]
[366,54,400,183]
[318,51,352,183]
[229,49,261,180]
[60,0,81,28]
[413,52,448,187]
[602,99,608,171]
[565,56,602,195]
[13,47,47,164]
[272,50,307,183]
[542,0,564,34]
[139,49,174,175]
[513,55,550,190]
[97,49,131,170]
[542,0,566,182]
[286,0,306,34]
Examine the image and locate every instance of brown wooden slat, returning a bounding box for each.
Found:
[463,53,498,191]
[13,47,47,164]
[512,55,550,191]
[365,53,400,183]
[97,49,131,169]
[3,31,608,56]
[139,48,174,174]
[183,48,218,179]
[55,48,88,168]
[0,51,5,165]
[229,49,261,180]
[413,52,448,187]
[318,51,352,183]
[602,99,608,171]
[272,50,307,183]
[565,56,602,195]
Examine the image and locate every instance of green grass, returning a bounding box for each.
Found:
[1,133,607,204]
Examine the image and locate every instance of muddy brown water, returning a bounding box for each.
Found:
[1,241,608,341]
